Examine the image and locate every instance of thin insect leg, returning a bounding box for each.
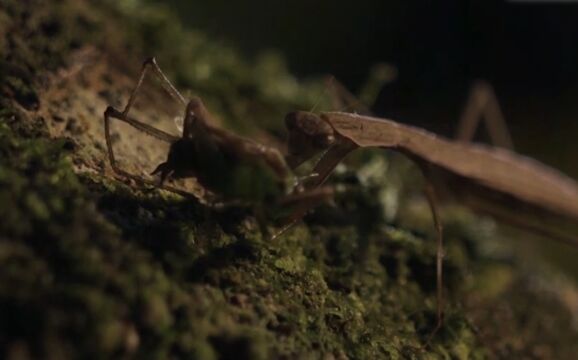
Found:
[305,142,357,189]
[483,86,514,150]
[422,178,445,344]
[277,186,334,207]
[255,144,292,180]
[456,81,514,150]
[145,57,187,106]
[104,87,178,186]
[291,172,320,193]
[272,143,356,240]
[122,57,186,118]
[105,106,177,145]
[271,186,335,240]
[456,83,485,144]
[103,107,194,199]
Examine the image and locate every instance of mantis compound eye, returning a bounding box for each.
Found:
[316,132,335,148]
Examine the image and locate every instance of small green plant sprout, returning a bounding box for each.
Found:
[103,57,333,229]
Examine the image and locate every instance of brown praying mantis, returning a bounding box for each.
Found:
[282,77,578,340]
[104,58,578,343]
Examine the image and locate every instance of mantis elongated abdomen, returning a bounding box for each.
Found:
[320,111,578,244]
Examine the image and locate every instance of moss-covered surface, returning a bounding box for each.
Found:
[1,0,577,359]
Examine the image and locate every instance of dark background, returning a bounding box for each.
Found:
[153,0,578,177]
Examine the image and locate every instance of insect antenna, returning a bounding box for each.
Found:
[309,77,334,113]
[173,115,184,133]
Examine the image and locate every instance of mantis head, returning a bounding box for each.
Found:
[285,111,336,168]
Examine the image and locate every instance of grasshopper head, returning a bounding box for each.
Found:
[285,111,335,168]
[151,138,197,185]
[153,96,213,185]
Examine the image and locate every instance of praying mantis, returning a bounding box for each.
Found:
[103,58,578,343]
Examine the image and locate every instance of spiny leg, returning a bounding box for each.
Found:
[272,143,356,240]
[122,57,186,118]
[304,142,357,189]
[250,143,292,180]
[103,58,199,198]
[104,106,177,172]
[271,186,335,240]
[256,187,333,239]
[105,56,184,175]
[103,107,196,198]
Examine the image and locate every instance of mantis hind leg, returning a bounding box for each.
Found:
[423,180,445,345]
[456,80,514,150]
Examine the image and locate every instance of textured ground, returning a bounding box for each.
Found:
[1,1,577,359]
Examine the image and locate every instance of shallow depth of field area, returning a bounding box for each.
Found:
[1,1,577,359]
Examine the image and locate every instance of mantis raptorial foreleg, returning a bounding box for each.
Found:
[282,96,449,344]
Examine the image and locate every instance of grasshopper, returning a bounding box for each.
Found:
[103,58,333,231]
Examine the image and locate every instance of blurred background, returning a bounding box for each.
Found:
[150,0,578,178]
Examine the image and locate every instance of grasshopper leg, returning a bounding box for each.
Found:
[103,56,201,199]
[105,56,184,177]
[122,57,186,118]
[103,106,197,199]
